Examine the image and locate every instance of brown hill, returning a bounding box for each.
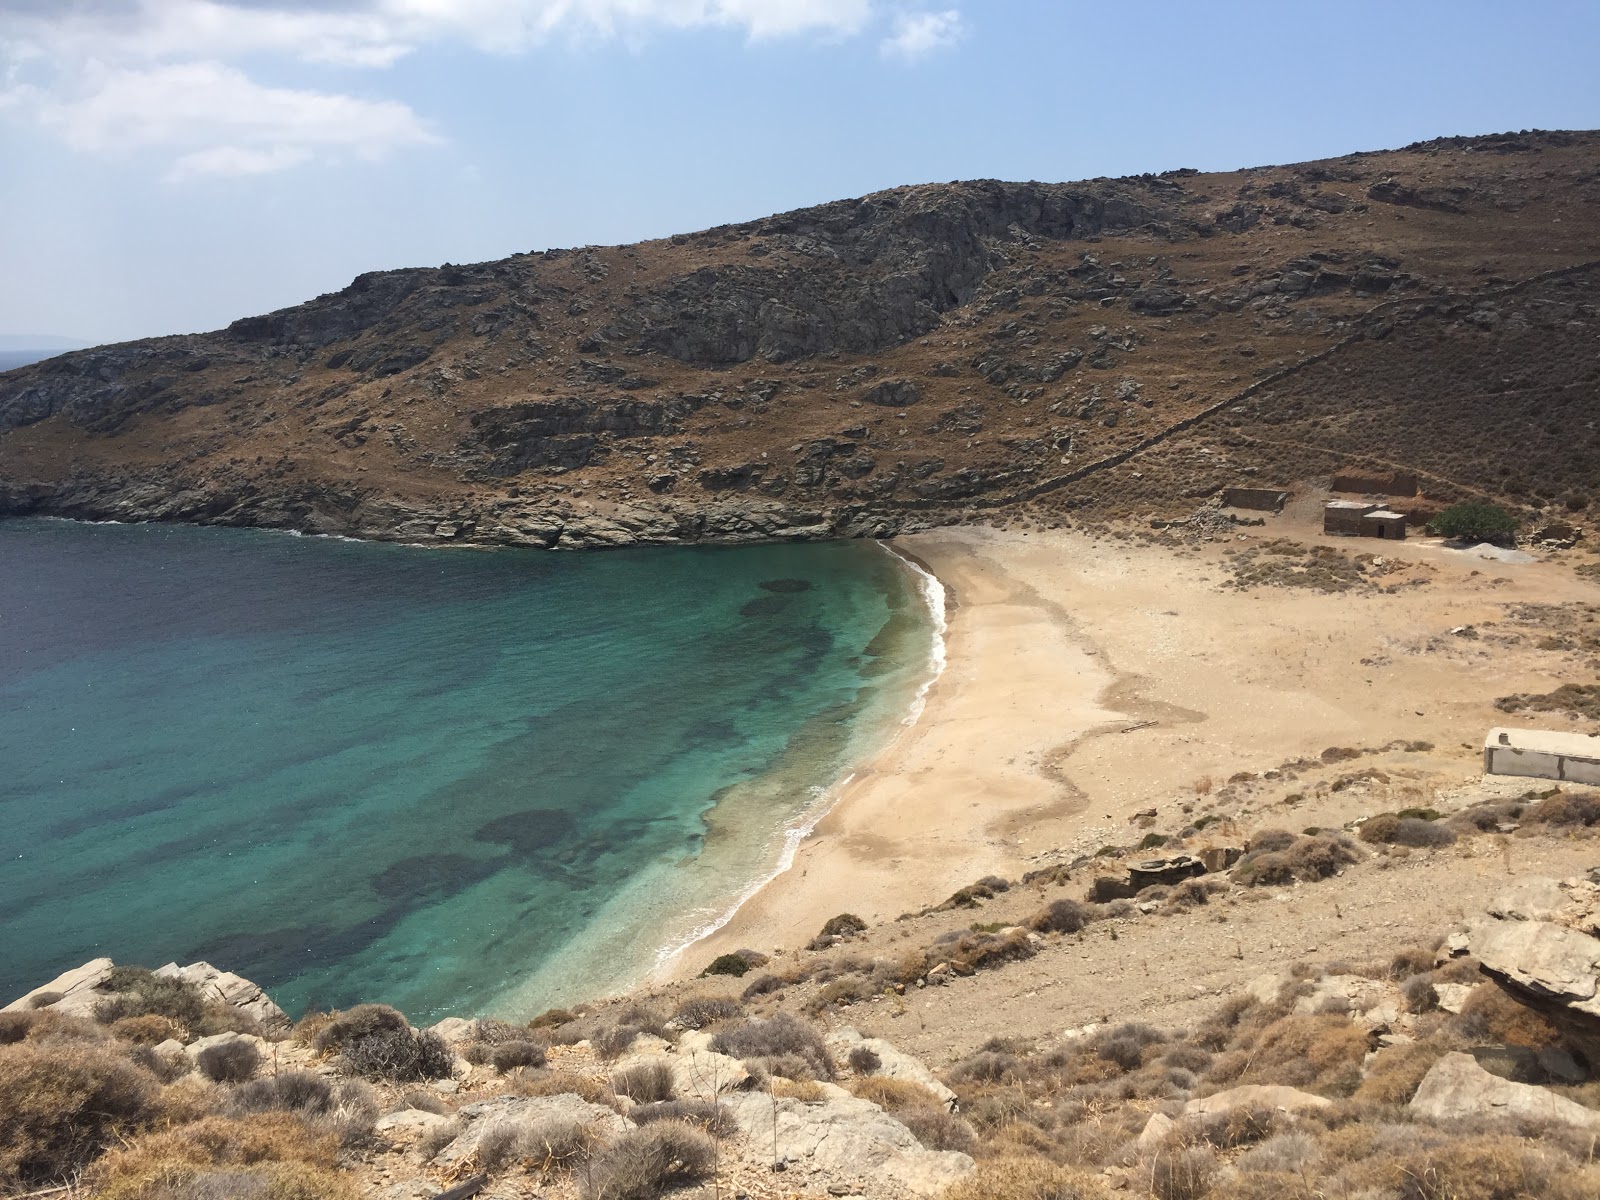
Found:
[2,129,1598,546]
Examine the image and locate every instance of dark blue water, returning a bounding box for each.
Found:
[0,520,933,1020]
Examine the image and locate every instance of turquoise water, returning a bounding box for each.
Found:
[0,519,933,1021]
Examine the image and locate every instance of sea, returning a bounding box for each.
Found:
[0,518,941,1022]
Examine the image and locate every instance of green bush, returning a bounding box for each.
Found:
[1428,501,1517,543]
[702,954,751,978]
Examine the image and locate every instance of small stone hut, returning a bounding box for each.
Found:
[1323,500,1407,540]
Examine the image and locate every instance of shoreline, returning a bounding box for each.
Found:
[666,526,1125,978]
[646,539,952,982]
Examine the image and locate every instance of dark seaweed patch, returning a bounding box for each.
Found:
[740,595,790,618]
[474,809,577,856]
[369,853,501,901]
[759,578,813,594]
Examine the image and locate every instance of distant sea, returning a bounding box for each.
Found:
[0,519,938,1021]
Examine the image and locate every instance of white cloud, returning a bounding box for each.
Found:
[0,0,881,177]
[880,8,963,61]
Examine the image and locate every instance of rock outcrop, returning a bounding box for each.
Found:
[1469,874,1600,1069]
[1410,1052,1600,1128]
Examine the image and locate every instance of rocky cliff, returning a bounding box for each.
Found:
[3,130,1598,547]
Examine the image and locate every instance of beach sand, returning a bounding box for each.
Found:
[670,512,1599,979]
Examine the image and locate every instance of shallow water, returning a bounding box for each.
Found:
[0,520,933,1020]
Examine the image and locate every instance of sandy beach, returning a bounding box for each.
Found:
[672,510,1600,978]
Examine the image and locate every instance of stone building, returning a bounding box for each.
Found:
[1323,500,1407,539]
[1484,728,1600,784]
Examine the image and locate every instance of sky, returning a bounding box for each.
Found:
[2,1,1598,346]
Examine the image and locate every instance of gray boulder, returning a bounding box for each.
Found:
[720,1085,973,1196]
[1410,1052,1600,1128]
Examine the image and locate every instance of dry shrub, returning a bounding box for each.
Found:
[512,1069,616,1108]
[1161,1044,1212,1073]
[1189,1104,1282,1149]
[1523,791,1600,827]
[848,1076,945,1112]
[0,1012,37,1045]
[1456,984,1562,1048]
[771,1077,825,1101]
[1031,898,1095,934]
[1225,1014,1367,1093]
[808,976,869,1013]
[490,1040,547,1073]
[581,1121,716,1200]
[740,973,788,1001]
[416,1118,463,1161]
[593,1004,669,1061]
[104,1161,358,1200]
[710,1012,834,1080]
[671,996,742,1029]
[87,1114,342,1200]
[109,1015,183,1045]
[1143,1144,1218,1200]
[196,1039,260,1083]
[611,1060,674,1103]
[901,1106,978,1154]
[1345,1135,1600,1200]
[311,1004,408,1055]
[1402,974,1441,1013]
[1094,1023,1166,1074]
[951,1050,1022,1084]
[1248,828,1299,854]
[1234,834,1361,886]
[231,1071,334,1117]
[930,927,1038,974]
[518,1114,600,1172]
[0,1040,160,1189]
[92,968,207,1032]
[630,1099,736,1138]
[943,1155,1116,1200]
[339,1027,452,1081]
[398,1086,450,1115]
[1235,1131,1318,1173]
[1355,1040,1451,1105]
[848,1044,882,1075]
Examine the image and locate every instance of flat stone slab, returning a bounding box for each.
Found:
[1410,1052,1600,1128]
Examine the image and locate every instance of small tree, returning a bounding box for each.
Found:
[1428,502,1517,544]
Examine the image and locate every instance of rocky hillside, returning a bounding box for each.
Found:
[2,130,1598,547]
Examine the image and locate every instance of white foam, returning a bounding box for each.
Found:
[649,539,949,978]
[878,542,949,726]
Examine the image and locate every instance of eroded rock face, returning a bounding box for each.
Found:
[1469,875,1600,1068]
[154,960,291,1032]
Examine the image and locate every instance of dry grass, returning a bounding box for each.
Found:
[771,1077,826,1101]
[709,1012,834,1080]
[580,1120,716,1200]
[847,1075,946,1112]
[942,1156,1116,1200]
[611,1060,675,1103]
[1354,1040,1452,1105]
[88,1114,349,1200]
[1457,984,1563,1048]
[0,1040,159,1190]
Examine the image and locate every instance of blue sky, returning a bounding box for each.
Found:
[2,0,1597,346]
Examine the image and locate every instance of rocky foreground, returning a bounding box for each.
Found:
[2,130,1598,547]
[9,773,1600,1199]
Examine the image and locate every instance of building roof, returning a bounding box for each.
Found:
[1366,510,1406,521]
[1324,500,1375,511]
[1484,727,1600,760]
